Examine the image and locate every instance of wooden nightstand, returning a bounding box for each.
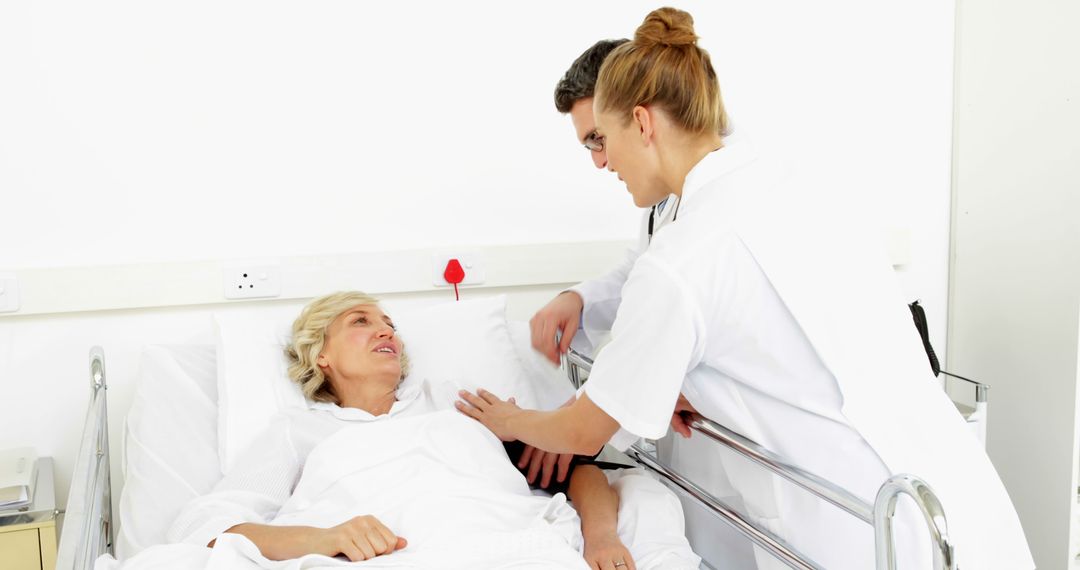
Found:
[0,457,57,570]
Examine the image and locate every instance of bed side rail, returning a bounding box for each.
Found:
[564,347,957,570]
[942,371,989,446]
[626,443,824,570]
[56,347,114,570]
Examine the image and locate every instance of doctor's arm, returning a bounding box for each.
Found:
[531,223,647,364]
[456,389,619,456]
[467,254,700,453]
[462,254,699,454]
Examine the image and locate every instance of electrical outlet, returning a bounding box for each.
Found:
[0,273,20,313]
[431,250,486,287]
[223,264,282,300]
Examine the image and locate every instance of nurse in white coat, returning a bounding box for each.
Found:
[459,7,1033,570]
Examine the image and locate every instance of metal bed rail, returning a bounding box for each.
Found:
[56,347,114,570]
[941,371,989,446]
[564,347,957,570]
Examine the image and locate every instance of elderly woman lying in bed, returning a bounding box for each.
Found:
[166,291,699,570]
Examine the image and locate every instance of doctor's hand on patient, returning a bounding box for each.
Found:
[456,389,521,442]
[531,291,584,365]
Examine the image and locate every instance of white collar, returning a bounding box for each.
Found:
[679,141,758,211]
[308,380,422,421]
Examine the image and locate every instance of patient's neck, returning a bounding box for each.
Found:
[333,374,399,416]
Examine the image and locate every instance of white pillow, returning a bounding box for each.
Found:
[506,320,576,410]
[118,344,220,559]
[214,310,307,475]
[392,295,541,404]
[215,295,541,474]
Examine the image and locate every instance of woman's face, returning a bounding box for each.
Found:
[318,304,403,385]
[593,104,667,208]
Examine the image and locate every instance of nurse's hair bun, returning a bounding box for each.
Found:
[635,7,698,48]
[596,6,726,137]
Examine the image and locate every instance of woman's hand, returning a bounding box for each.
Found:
[583,532,636,570]
[530,291,584,364]
[670,392,698,438]
[221,517,406,561]
[517,444,575,488]
[315,515,407,562]
[518,395,577,487]
[455,389,522,441]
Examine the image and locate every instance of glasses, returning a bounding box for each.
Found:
[583,131,605,152]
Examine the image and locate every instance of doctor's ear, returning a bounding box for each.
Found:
[633,105,654,145]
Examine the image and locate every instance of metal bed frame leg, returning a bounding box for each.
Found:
[91,347,115,556]
[56,347,114,570]
[874,474,956,570]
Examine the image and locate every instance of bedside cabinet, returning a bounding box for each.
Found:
[0,457,57,570]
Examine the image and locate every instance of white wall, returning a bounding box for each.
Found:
[949,0,1080,567]
[0,0,956,516]
[0,0,955,331]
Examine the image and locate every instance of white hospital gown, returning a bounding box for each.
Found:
[167,381,438,547]
[166,380,699,570]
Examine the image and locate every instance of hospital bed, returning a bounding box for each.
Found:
[57,338,959,570]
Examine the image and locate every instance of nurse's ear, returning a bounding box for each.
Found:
[632,105,655,147]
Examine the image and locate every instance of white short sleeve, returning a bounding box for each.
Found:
[583,255,703,440]
[575,384,642,451]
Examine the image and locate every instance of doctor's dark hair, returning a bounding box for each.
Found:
[285,291,411,404]
[596,7,729,136]
[554,38,630,113]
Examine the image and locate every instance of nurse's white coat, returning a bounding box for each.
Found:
[581,143,1034,570]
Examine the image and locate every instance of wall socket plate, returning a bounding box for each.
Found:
[223,264,282,300]
[0,273,20,313]
[431,250,486,287]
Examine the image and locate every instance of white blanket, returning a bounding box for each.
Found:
[100,411,589,569]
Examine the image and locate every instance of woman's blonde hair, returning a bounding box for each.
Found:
[595,7,728,136]
[285,291,410,403]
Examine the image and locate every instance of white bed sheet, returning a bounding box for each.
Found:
[117,321,570,559]
[115,322,703,569]
[108,408,700,570]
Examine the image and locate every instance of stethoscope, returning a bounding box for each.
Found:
[647,196,681,242]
